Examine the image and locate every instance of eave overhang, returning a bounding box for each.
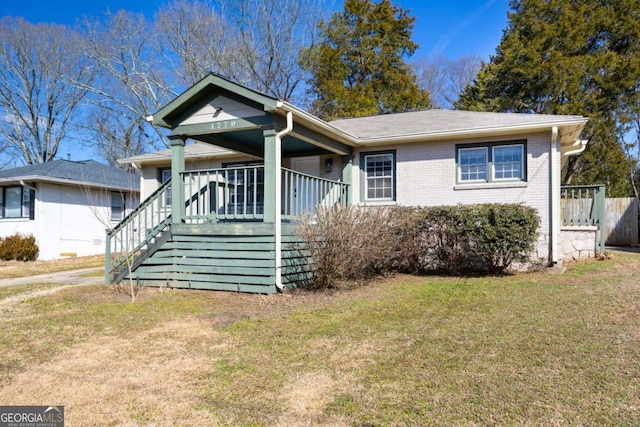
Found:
[0,175,139,192]
[148,73,589,166]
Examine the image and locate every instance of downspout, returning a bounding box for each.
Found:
[274,111,293,290]
[550,126,560,266]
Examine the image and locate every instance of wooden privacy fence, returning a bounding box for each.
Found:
[604,197,639,246]
[561,185,639,248]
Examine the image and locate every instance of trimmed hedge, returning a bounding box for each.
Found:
[297,204,540,288]
[419,204,540,274]
[0,233,39,261]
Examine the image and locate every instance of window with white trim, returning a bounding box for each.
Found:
[457,142,526,183]
[459,147,488,182]
[362,152,395,201]
[493,145,524,180]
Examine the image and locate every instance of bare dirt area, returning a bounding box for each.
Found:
[0,254,638,425]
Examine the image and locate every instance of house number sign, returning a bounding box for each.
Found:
[211,120,237,129]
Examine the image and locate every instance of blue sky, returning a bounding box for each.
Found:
[0,0,510,60]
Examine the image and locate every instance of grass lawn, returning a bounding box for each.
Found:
[0,254,104,279]
[0,254,638,426]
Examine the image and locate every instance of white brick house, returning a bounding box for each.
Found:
[0,160,139,260]
[110,74,588,292]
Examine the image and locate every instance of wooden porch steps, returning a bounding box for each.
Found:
[117,222,310,293]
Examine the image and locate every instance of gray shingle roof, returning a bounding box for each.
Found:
[0,160,140,190]
[119,142,238,165]
[329,109,587,140]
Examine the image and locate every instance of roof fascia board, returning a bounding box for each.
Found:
[277,101,588,148]
[277,101,359,146]
[0,176,139,192]
[353,119,589,146]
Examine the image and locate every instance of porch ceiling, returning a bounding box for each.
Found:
[189,129,335,159]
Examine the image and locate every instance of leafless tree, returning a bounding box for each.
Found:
[223,0,330,103]
[0,17,95,166]
[79,10,175,166]
[412,54,483,109]
[80,171,141,302]
[154,0,234,87]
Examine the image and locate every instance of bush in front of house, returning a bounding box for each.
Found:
[421,203,540,274]
[0,233,39,261]
[296,203,540,288]
[296,206,401,288]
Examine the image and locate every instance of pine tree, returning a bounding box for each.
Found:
[302,0,430,121]
[456,0,640,196]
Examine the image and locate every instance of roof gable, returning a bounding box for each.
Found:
[153,73,280,128]
[178,95,266,127]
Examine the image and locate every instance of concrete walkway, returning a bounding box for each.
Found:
[0,267,104,288]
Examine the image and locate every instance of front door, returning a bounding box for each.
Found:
[291,156,320,216]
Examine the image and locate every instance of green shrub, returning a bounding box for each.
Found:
[421,204,540,274]
[296,203,540,288]
[0,233,39,261]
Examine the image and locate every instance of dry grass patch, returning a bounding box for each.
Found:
[0,254,104,279]
[0,254,638,425]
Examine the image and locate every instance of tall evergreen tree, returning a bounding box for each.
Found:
[456,0,640,196]
[302,0,430,121]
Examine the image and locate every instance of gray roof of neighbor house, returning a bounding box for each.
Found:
[0,159,140,191]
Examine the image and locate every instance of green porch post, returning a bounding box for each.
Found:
[170,135,186,223]
[342,155,353,205]
[263,128,279,223]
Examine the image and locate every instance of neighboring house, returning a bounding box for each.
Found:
[0,160,140,260]
[109,73,589,293]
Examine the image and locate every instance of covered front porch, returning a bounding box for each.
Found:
[105,74,355,293]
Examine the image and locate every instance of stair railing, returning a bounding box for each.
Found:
[105,179,172,282]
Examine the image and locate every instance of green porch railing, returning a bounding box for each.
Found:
[105,179,172,283]
[106,165,350,283]
[182,166,350,223]
[282,168,350,219]
[560,185,606,254]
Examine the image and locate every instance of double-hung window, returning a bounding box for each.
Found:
[160,168,172,207]
[111,192,125,221]
[362,151,395,201]
[457,142,525,184]
[0,186,35,219]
